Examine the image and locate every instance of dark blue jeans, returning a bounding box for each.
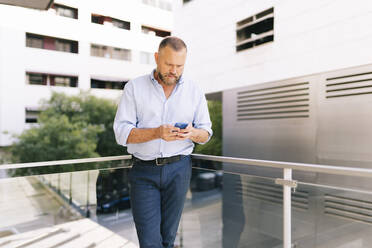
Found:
[129,155,192,248]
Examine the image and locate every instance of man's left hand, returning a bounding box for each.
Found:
[175,123,194,141]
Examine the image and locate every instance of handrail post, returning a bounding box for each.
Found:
[283,168,292,248]
[86,171,90,218]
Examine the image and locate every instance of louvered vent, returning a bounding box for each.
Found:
[235,180,309,211]
[326,71,372,98]
[324,194,372,225]
[236,82,310,121]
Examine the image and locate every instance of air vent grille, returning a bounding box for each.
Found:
[235,180,309,211]
[326,71,372,98]
[324,194,372,225]
[236,82,310,121]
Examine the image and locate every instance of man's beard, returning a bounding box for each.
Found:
[158,70,181,86]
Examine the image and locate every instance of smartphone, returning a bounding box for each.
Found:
[174,122,188,129]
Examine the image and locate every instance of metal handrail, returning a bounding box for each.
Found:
[0,155,132,170]
[192,154,372,178]
[1,153,372,178]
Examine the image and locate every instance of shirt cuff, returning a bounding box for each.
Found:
[117,125,136,147]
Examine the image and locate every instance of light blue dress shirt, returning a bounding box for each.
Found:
[113,70,213,160]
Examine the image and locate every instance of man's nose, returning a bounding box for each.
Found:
[170,66,177,74]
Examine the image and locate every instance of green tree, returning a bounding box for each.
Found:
[12,114,101,163]
[11,91,126,164]
[41,92,125,157]
[194,100,222,156]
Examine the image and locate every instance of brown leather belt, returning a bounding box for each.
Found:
[133,155,184,166]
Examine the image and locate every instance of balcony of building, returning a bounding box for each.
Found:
[1,154,372,248]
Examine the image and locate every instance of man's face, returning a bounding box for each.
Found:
[155,46,187,86]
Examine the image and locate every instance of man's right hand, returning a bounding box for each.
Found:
[158,124,180,141]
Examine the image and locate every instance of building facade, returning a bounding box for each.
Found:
[174,0,372,94]
[174,1,372,247]
[0,0,173,146]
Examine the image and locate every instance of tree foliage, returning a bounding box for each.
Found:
[194,100,222,156]
[11,92,126,164]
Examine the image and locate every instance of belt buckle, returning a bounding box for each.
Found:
[156,158,163,166]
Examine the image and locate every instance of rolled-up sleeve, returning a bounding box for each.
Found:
[193,93,213,144]
[113,81,137,147]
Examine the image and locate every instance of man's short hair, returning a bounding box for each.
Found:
[158,36,187,52]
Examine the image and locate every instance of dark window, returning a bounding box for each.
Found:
[91,79,128,90]
[26,34,43,48]
[52,3,78,19]
[183,0,192,4]
[55,39,78,53]
[112,18,131,30]
[91,14,130,30]
[26,33,78,53]
[26,72,78,87]
[236,7,274,52]
[25,109,40,123]
[27,73,47,85]
[92,14,104,24]
[141,25,171,37]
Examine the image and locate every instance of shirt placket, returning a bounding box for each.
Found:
[160,100,168,157]
[152,76,180,158]
[157,83,167,158]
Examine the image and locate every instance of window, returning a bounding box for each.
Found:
[51,76,77,87]
[91,44,131,61]
[112,48,130,60]
[91,14,130,30]
[183,0,192,4]
[140,51,155,65]
[26,72,78,87]
[91,14,104,24]
[112,18,131,30]
[236,7,274,52]
[26,34,43,49]
[27,73,47,85]
[55,39,72,52]
[26,33,78,53]
[91,79,128,90]
[141,25,170,37]
[51,3,78,19]
[25,108,40,123]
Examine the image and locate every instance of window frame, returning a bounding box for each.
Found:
[236,7,274,52]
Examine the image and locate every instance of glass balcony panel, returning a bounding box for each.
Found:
[185,159,284,248]
[292,181,372,248]
[5,156,372,247]
[0,160,135,247]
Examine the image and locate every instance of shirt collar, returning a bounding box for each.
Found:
[150,69,185,85]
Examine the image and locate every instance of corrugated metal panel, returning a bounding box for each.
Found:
[236,82,310,121]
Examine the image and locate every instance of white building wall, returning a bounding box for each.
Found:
[0,28,4,145]
[0,0,173,146]
[173,0,372,93]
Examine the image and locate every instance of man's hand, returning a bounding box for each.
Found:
[159,124,180,141]
[176,123,209,143]
[175,123,194,141]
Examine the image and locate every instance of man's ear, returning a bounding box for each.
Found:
[154,52,158,64]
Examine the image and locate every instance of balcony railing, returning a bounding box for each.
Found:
[1,154,372,247]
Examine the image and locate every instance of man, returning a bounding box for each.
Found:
[113,36,212,248]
